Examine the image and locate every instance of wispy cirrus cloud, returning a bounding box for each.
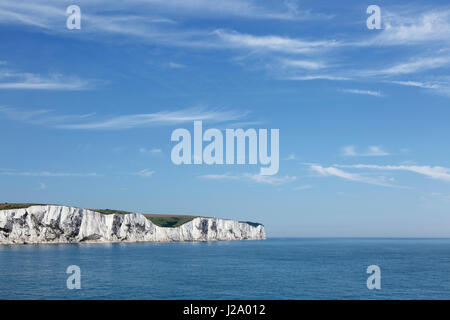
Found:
[136,169,155,178]
[0,0,331,29]
[200,173,241,181]
[0,106,94,126]
[341,89,383,97]
[1,1,449,100]
[0,106,248,130]
[284,75,350,81]
[281,59,327,70]
[281,7,450,92]
[139,147,162,155]
[341,146,390,157]
[230,7,450,88]
[0,70,94,90]
[310,165,397,188]
[59,108,248,130]
[387,79,450,96]
[373,9,450,45]
[311,162,450,188]
[0,168,98,177]
[365,57,450,77]
[388,80,441,89]
[200,172,297,186]
[0,0,336,65]
[284,154,296,161]
[336,164,450,182]
[132,0,322,20]
[214,29,339,54]
[243,173,297,185]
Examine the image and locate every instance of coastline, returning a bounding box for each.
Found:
[0,205,266,245]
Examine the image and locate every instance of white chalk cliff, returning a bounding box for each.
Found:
[0,205,266,244]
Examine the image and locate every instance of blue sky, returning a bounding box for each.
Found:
[1,0,450,237]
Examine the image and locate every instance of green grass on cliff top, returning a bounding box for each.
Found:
[93,209,196,228]
[0,203,262,228]
[0,203,46,210]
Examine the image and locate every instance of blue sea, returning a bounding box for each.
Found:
[1,238,449,300]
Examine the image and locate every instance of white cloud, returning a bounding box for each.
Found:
[38,182,46,190]
[388,80,441,89]
[200,172,297,186]
[167,62,186,69]
[341,146,389,157]
[0,0,332,54]
[341,146,358,156]
[0,106,247,130]
[341,89,383,97]
[0,72,93,90]
[59,108,247,130]
[243,173,297,185]
[375,9,450,45]
[0,106,95,127]
[0,0,331,28]
[0,1,62,29]
[0,169,98,177]
[284,154,296,161]
[310,165,397,187]
[2,1,450,99]
[140,147,162,154]
[214,29,339,54]
[336,164,450,182]
[137,169,155,178]
[200,173,240,181]
[285,75,350,81]
[367,57,450,76]
[282,59,326,70]
[387,79,450,96]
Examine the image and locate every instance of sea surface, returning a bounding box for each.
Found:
[1,238,450,299]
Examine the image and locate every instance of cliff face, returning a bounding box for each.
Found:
[0,205,266,244]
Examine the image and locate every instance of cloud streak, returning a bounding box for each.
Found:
[137,169,155,178]
[1,1,449,99]
[310,165,397,188]
[200,172,297,186]
[0,107,248,130]
[336,164,450,182]
[341,146,390,157]
[366,57,450,77]
[214,29,339,54]
[0,71,93,90]
[374,9,450,45]
[341,89,383,97]
[0,169,98,177]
